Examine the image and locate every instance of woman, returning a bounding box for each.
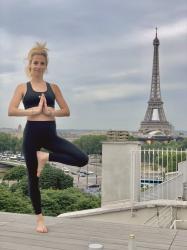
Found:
[8,42,88,233]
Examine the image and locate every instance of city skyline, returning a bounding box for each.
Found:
[0,0,187,130]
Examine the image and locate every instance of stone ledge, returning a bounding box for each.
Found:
[57,199,187,218]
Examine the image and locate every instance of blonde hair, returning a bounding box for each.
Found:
[25,42,49,77]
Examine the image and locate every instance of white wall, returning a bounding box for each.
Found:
[101,141,141,206]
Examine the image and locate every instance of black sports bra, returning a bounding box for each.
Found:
[22,82,55,109]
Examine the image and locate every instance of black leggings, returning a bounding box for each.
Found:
[22,120,88,214]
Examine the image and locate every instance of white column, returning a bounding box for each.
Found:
[128,234,136,249]
[101,141,141,206]
[178,161,187,183]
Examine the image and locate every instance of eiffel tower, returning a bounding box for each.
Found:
[139,28,173,135]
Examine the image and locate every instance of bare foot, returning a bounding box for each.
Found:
[36,217,48,233]
[36,151,49,177]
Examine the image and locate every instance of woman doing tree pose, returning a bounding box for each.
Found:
[8,42,88,233]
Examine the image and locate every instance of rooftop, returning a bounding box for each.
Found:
[0,208,187,250]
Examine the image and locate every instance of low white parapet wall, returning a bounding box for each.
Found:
[57,200,187,219]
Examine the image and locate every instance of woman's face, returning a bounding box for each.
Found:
[29,54,47,77]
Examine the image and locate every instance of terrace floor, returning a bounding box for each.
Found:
[0,211,187,250]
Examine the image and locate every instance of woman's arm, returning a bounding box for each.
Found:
[44,83,70,117]
[8,84,44,116]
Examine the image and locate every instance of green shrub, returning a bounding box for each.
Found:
[39,164,73,190]
[41,187,101,216]
[0,184,32,214]
[3,165,26,182]
[10,176,29,196]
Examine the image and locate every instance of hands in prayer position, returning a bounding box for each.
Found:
[32,93,54,117]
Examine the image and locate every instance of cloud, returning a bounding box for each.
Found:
[73,82,147,103]
[0,0,186,130]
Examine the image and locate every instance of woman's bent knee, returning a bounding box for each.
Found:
[79,154,89,167]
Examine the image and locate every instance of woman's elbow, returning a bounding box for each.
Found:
[61,107,70,117]
[8,107,16,116]
[66,109,70,116]
[8,109,13,116]
[8,112,14,116]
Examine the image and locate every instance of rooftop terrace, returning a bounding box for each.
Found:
[0,209,187,250]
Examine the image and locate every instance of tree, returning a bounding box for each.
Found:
[141,145,187,173]
[0,183,101,216]
[0,132,22,153]
[10,176,29,196]
[0,184,33,214]
[158,150,186,172]
[39,164,73,190]
[73,135,107,154]
[181,138,187,150]
[128,135,137,141]
[3,165,26,182]
[41,187,101,216]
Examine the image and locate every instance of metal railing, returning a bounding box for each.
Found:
[131,149,187,203]
[170,219,187,230]
[144,206,175,228]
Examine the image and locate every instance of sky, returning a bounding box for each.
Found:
[0,0,186,131]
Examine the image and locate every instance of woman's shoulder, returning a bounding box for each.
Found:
[50,82,62,94]
[15,83,27,93]
[13,83,28,99]
[50,82,59,88]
